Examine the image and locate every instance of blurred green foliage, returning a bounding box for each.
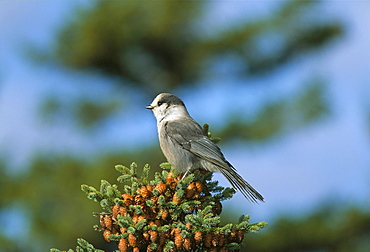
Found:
[53,0,342,94]
[37,0,343,133]
[219,79,329,142]
[40,95,123,130]
[74,99,122,128]
[245,206,370,251]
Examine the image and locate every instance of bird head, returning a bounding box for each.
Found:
[146,93,189,122]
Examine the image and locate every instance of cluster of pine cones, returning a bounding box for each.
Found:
[99,170,245,252]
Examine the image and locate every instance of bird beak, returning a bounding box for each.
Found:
[145,105,153,110]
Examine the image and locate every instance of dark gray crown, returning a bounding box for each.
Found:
[158,93,185,107]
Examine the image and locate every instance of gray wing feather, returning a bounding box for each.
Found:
[165,119,227,167]
[165,119,264,203]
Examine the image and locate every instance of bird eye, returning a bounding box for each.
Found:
[157,101,163,106]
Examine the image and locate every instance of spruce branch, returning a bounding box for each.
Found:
[51,162,267,252]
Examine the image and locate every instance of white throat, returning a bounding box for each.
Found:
[155,105,189,123]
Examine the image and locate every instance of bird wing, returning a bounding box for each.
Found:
[164,119,264,203]
[164,119,230,169]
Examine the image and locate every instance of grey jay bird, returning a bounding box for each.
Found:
[146,93,264,203]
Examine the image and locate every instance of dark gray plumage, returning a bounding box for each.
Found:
[146,93,264,203]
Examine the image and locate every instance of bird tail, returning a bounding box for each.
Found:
[219,167,264,203]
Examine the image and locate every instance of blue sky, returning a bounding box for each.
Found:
[0,1,369,226]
